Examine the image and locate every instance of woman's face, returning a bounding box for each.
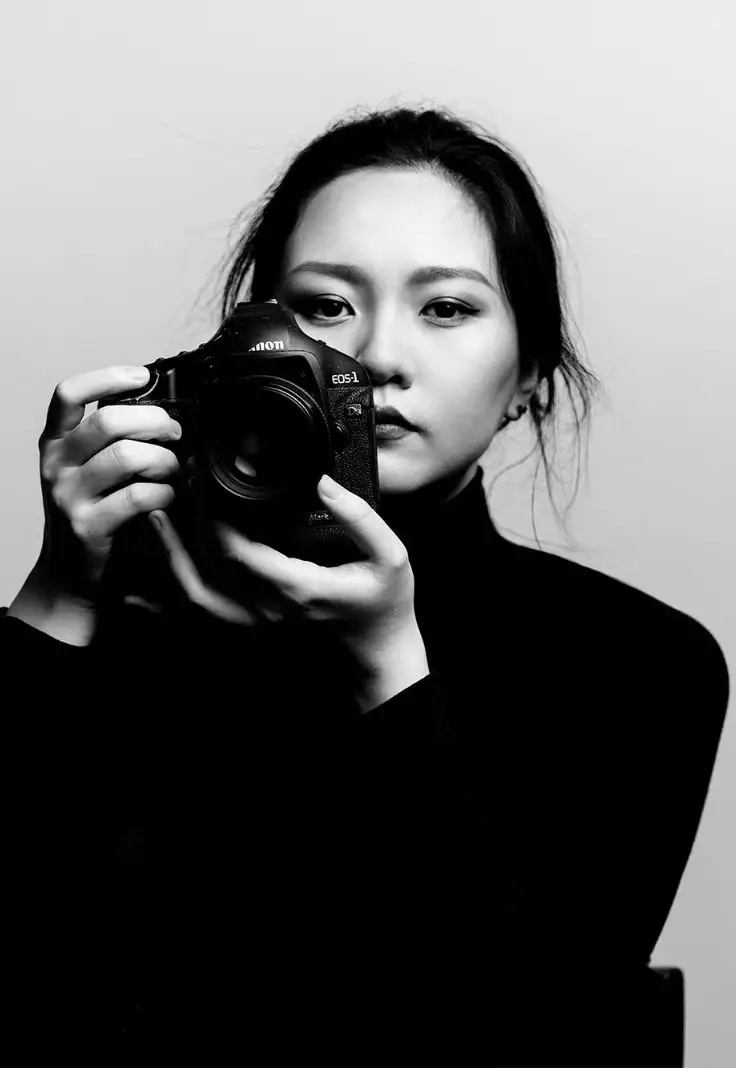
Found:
[276,166,533,500]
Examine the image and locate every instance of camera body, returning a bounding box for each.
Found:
[99,301,378,601]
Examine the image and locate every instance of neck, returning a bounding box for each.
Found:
[377,464,479,549]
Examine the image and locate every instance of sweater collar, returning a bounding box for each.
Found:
[383,466,506,571]
[377,468,505,676]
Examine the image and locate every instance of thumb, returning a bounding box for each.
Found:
[316,475,405,566]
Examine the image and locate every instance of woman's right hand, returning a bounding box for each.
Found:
[8,365,183,643]
[38,364,183,596]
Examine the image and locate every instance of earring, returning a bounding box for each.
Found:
[499,404,528,429]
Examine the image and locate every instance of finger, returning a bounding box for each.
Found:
[65,404,181,467]
[80,439,180,499]
[122,595,165,614]
[215,524,321,597]
[43,365,151,441]
[316,475,407,567]
[71,482,177,541]
[214,525,352,623]
[149,510,256,626]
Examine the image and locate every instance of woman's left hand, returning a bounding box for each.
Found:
[148,474,419,655]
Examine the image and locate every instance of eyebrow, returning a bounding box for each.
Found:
[286,261,497,293]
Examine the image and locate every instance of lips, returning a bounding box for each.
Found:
[374,406,417,431]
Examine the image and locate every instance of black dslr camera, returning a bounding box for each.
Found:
[99,300,378,603]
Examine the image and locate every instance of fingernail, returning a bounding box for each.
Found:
[149,511,164,533]
[125,366,150,384]
[318,474,343,500]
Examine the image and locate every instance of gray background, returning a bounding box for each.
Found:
[1,2,734,1063]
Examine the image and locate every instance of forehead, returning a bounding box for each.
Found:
[283,167,495,274]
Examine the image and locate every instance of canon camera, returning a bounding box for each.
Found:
[99,300,379,602]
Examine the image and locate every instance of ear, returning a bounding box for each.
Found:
[516,364,540,406]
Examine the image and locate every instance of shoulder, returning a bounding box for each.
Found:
[502,538,730,718]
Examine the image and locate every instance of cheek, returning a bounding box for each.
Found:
[426,320,517,401]
[425,359,511,434]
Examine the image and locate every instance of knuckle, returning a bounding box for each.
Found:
[386,546,410,573]
[190,587,208,611]
[110,438,136,472]
[181,576,207,610]
[40,453,58,485]
[70,504,93,542]
[123,482,144,512]
[49,482,67,512]
[52,379,73,407]
[287,582,314,611]
[93,406,115,437]
[91,407,107,435]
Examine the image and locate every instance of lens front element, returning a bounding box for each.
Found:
[206,377,331,503]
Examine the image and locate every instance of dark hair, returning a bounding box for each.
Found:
[216,105,606,549]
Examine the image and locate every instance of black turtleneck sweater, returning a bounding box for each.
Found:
[2,469,730,1065]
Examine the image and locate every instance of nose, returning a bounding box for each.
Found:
[352,310,411,388]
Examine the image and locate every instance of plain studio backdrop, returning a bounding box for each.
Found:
[1,1,734,1064]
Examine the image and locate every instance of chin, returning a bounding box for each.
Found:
[376,455,426,497]
[376,453,473,502]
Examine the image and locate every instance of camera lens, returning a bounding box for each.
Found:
[205,377,331,502]
[231,395,310,481]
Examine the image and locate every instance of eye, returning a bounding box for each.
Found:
[290,296,352,322]
[422,300,479,324]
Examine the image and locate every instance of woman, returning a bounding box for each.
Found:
[3,107,729,1064]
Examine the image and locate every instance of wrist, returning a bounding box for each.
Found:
[7,561,98,647]
[350,618,430,714]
